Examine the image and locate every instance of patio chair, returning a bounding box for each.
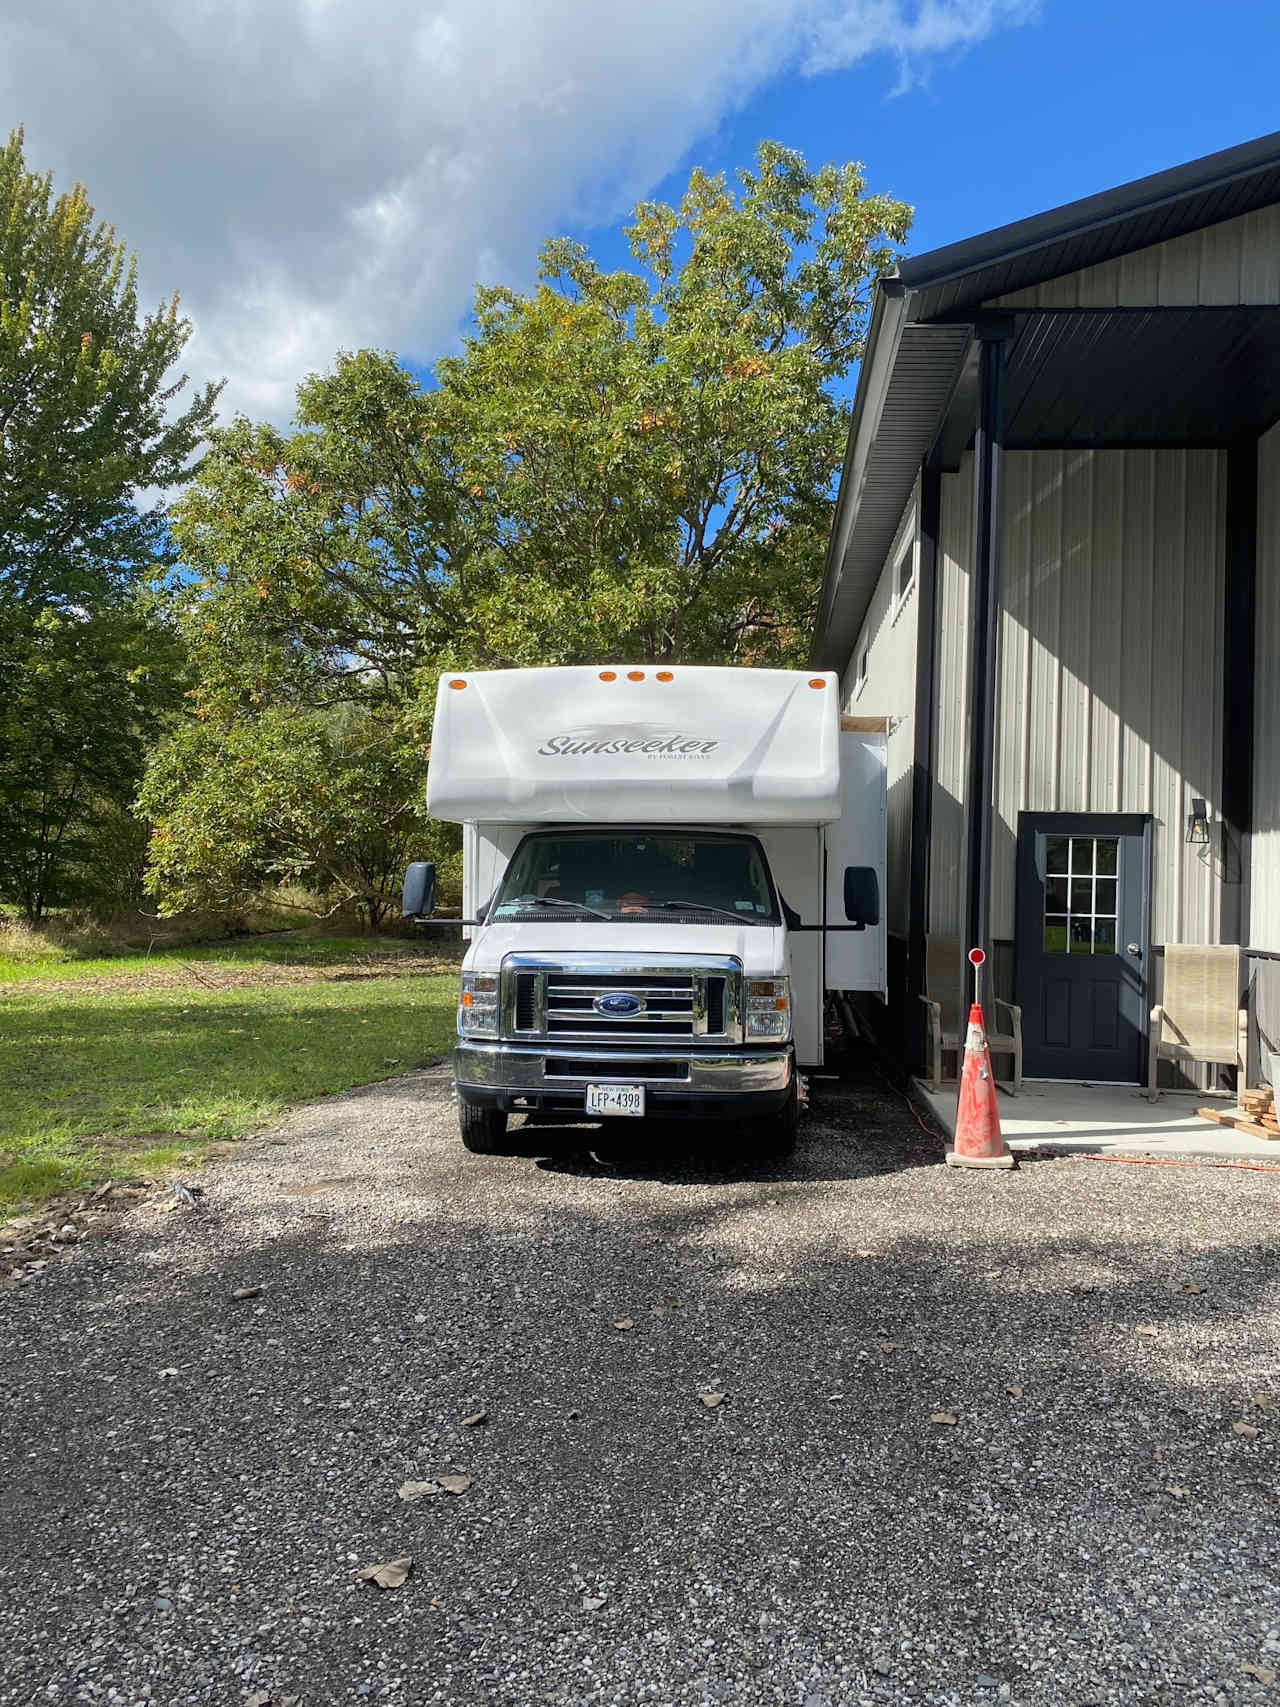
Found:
[1147,943,1247,1101]
[919,936,1022,1094]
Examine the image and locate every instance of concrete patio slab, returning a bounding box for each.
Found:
[913,1076,1280,1162]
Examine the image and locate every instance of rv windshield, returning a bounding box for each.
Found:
[491,831,778,925]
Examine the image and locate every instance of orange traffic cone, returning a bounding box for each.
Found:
[945,1002,1015,1170]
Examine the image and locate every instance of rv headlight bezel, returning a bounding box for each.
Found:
[458,971,499,1036]
[745,976,791,1040]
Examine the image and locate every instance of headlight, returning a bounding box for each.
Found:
[458,971,499,1036]
[746,976,791,1040]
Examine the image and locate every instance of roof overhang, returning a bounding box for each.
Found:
[812,129,1280,671]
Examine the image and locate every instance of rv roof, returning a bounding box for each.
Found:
[426,666,841,826]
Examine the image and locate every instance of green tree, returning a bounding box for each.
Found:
[0,601,184,918]
[0,128,218,919]
[147,143,908,917]
[170,142,909,705]
[139,706,457,930]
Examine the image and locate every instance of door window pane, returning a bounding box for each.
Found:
[1041,834,1122,955]
[1045,877,1069,912]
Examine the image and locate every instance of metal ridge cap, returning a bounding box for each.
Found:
[897,129,1280,297]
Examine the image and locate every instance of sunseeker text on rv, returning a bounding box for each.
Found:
[537,734,719,756]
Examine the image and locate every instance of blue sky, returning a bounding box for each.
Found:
[586,1,1280,281]
[8,0,1279,424]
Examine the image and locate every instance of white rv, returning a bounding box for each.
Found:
[404,665,886,1155]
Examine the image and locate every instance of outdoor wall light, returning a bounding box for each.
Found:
[1186,797,1211,845]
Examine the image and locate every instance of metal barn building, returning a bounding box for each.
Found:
[812,131,1280,1088]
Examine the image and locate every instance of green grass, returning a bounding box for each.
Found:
[0,935,459,1213]
[0,926,443,983]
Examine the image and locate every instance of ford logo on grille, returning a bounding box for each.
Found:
[594,990,644,1017]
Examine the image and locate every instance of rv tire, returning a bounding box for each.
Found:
[745,1079,798,1161]
[459,1100,508,1154]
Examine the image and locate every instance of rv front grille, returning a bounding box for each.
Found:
[546,972,695,1041]
[500,958,743,1045]
[514,972,538,1031]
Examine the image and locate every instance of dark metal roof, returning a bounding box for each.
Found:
[901,130,1280,322]
[811,130,1280,669]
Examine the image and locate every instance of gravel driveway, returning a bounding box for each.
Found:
[3,1054,1279,1707]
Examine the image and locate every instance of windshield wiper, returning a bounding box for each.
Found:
[657,899,756,925]
[512,893,611,921]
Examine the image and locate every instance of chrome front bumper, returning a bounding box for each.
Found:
[455,1039,793,1107]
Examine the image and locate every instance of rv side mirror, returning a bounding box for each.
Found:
[843,866,879,930]
[401,861,436,920]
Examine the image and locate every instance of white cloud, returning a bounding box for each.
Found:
[3,0,1030,430]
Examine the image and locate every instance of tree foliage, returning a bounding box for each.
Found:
[139,706,457,929]
[0,128,220,609]
[146,142,909,918]
[0,129,218,920]
[170,144,909,700]
[0,602,183,918]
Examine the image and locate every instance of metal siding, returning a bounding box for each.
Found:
[841,486,920,938]
[1252,422,1280,950]
[991,208,1280,308]
[1088,454,1126,812]
[942,450,1226,947]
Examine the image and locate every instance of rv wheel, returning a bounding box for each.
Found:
[459,1100,508,1154]
[746,1080,798,1161]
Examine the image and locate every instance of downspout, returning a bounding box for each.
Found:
[963,322,1011,1000]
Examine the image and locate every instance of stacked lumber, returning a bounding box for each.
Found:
[1197,1085,1278,1139]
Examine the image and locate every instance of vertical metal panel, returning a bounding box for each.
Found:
[1027,452,1064,815]
[1240,205,1280,301]
[1119,454,1156,821]
[938,449,1226,945]
[1087,453,1126,813]
[1057,450,1094,807]
[1252,423,1280,950]
[840,482,920,938]
[993,208,1280,308]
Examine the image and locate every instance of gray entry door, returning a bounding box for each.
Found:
[1015,813,1152,1082]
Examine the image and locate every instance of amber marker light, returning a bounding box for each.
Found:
[656,670,674,681]
[460,990,474,1006]
[599,670,617,681]
[808,677,826,689]
[449,678,467,689]
[627,670,645,681]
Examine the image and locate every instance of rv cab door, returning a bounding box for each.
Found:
[823,730,887,998]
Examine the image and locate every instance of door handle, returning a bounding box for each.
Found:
[1126,943,1141,956]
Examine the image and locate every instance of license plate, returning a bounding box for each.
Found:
[585,1083,645,1118]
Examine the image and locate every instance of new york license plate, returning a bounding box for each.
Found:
[585,1083,645,1118]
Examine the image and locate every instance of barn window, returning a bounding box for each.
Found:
[853,643,869,698]
[892,529,917,614]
